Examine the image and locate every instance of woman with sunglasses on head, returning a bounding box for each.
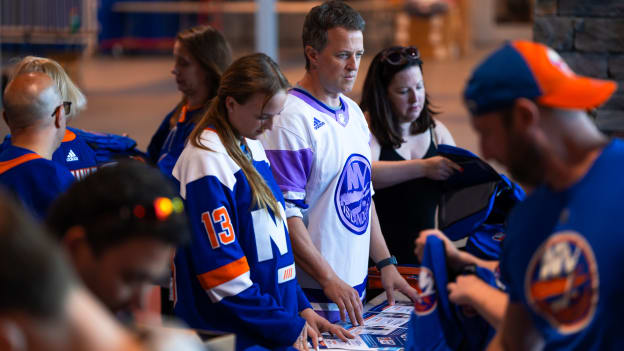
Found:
[171,53,351,351]
[147,25,232,177]
[360,46,461,264]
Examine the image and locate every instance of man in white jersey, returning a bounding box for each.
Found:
[260,0,417,325]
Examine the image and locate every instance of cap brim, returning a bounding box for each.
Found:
[538,76,617,110]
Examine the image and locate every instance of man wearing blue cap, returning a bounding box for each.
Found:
[463,40,622,350]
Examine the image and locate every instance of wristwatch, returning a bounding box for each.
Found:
[375,255,398,270]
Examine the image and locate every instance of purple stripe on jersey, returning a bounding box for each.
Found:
[265,148,313,194]
[289,88,350,127]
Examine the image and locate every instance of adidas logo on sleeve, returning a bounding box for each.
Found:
[66,149,79,162]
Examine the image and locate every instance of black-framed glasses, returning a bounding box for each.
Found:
[51,101,72,117]
[381,46,421,65]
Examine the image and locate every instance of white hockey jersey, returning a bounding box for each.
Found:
[259,88,373,322]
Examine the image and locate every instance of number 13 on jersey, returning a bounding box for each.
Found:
[202,206,235,248]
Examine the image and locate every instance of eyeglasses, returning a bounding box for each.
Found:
[51,101,72,117]
[381,46,421,65]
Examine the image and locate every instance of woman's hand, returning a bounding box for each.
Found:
[293,322,310,351]
[422,156,462,180]
[300,308,354,345]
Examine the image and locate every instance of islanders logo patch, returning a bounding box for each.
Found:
[334,154,371,235]
[525,231,599,334]
[492,232,505,242]
[414,267,437,316]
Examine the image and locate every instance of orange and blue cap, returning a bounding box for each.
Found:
[464,40,617,116]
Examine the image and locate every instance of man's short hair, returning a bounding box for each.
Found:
[0,190,75,319]
[46,161,190,255]
[302,0,365,70]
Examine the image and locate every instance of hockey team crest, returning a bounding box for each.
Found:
[492,232,505,242]
[414,267,437,316]
[334,154,371,235]
[525,231,599,334]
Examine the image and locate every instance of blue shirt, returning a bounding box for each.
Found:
[0,145,74,219]
[147,105,204,177]
[501,139,624,350]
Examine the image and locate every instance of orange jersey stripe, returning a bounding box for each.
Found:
[177,104,202,123]
[197,256,250,291]
[204,127,217,133]
[530,274,589,300]
[178,105,188,123]
[62,129,77,142]
[0,153,42,175]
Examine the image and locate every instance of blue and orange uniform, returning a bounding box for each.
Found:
[0,145,74,219]
[147,104,205,177]
[172,128,309,350]
[2,127,144,180]
[500,139,624,350]
[52,128,98,179]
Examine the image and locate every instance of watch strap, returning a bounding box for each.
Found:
[375,255,398,270]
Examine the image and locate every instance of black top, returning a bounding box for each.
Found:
[373,129,442,265]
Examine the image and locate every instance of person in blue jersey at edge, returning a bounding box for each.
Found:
[360,46,461,264]
[2,56,145,180]
[0,72,74,219]
[461,41,621,350]
[172,53,352,351]
[147,24,232,177]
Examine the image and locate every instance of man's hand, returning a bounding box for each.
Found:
[301,308,354,344]
[447,274,483,306]
[415,229,465,270]
[321,276,364,325]
[380,265,418,305]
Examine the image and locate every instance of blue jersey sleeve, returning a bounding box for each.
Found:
[296,283,311,312]
[147,110,175,164]
[30,160,74,219]
[183,175,306,347]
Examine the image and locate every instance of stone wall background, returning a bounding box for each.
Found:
[534,0,624,133]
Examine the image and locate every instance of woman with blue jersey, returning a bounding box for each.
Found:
[171,53,352,351]
[147,25,232,176]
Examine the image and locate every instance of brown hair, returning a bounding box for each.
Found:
[360,46,438,149]
[170,25,233,127]
[189,53,290,217]
[302,0,365,70]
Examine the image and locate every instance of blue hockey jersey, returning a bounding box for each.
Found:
[147,104,204,177]
[172,128,309,350]
[1,127,145,180]
[0,145,74,219]
[406,235,496,351]
[500,139,624,350]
